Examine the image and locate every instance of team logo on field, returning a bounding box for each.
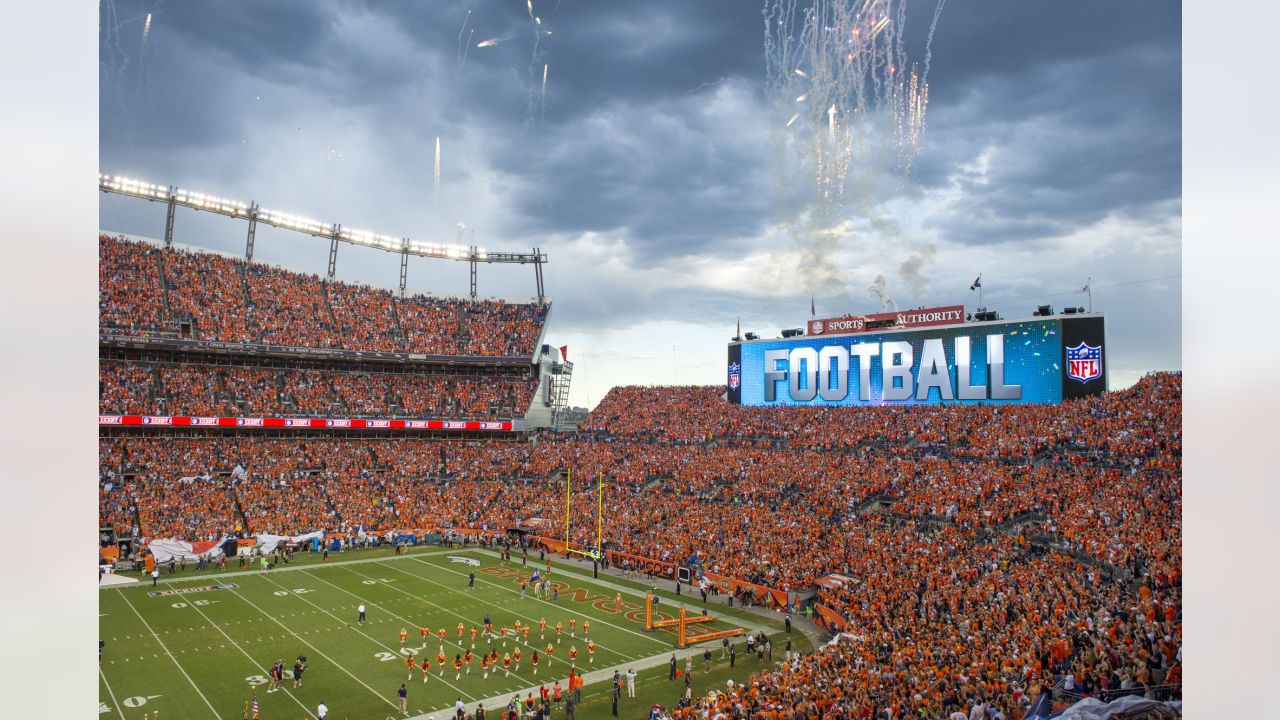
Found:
[727,362,741,391]
[147,583,238,598]
[1065,342,1103,383]
[447,556,482,567]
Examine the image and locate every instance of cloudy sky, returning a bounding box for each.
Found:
[99,0,1181,409]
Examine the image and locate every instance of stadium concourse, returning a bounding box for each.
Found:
[99,234,1181,718]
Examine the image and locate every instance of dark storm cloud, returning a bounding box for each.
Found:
[99,0,1182,394]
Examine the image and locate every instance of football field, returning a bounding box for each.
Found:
[99,546,800,719]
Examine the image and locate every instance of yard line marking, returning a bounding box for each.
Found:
[222,585,403,712]
[115,589,220,719]
[340,563,633,674]
[98,665,127,720]
[250,572,476,703]
[178,592,314,717]
[260,571,479,701]
[402,557,665,651]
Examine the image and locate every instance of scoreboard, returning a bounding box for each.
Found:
[727,314,1106,406]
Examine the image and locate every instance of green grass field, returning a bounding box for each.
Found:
[99,546,809,719]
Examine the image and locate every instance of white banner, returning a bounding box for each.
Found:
[147,538,225,564]
[255,530,325,555]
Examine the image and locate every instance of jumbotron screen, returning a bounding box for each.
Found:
[727,315,1106,406]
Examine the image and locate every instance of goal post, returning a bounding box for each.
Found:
[563,469,603,561]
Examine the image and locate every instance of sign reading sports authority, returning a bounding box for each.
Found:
[808,304,965,336]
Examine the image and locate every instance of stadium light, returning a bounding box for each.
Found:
[259,208,330,236]
[100,171,549,301]
[174,188,249,216]
[100,174,169,201]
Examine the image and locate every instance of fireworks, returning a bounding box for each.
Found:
[141,12,152,48]
[763,0,945,306]
[764,0,945,196]
[476,38,499,48]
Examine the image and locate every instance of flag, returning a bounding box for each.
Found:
[969,275,982,291]
[1076,282,1090,294]
[559,345,568,361]
[810,297,815,317]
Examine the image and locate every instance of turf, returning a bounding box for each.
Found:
[99,546,809,719]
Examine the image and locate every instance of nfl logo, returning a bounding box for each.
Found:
[727,362,741,391]
[810,320,823,334]
[1066,342,1102,383]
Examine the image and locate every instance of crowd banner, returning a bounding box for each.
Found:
[256,530,324,555]
[814,604,849,631]
[147,538,226,563]
[534,536,586,555]
[606,549,676,579]
[702,571,789,608]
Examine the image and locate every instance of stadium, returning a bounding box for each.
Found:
[89,2,1187,720]
[96,179,1181,720]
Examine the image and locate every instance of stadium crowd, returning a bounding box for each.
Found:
[98,235,548,357]
[98,374,1182,716]
[99,361,537,420]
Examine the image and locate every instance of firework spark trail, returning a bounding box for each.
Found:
[477,38,500,48]
[141,13,152,48]
[457,9,472,65]
[434,136,442,198]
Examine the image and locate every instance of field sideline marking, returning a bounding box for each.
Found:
[98,665,127,720]
[407,555,680,648]
[370,560,639,661]
[178,590,315,717]
[251,571,479,703]
[115,589,221,718]
[104,546,457,588]
[222,585,402,712]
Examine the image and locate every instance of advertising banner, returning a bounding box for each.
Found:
[606,549,676,579]
[807,305,966,336]
[98,415,514,431]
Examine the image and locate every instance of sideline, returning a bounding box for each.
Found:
[100,545,454,588]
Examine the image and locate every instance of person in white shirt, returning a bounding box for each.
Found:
[316,700,328,719]
[949,711,968,720]
[358,602,366,622]
[626,668,637,697]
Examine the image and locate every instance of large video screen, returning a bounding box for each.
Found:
[728,317,1106,406]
